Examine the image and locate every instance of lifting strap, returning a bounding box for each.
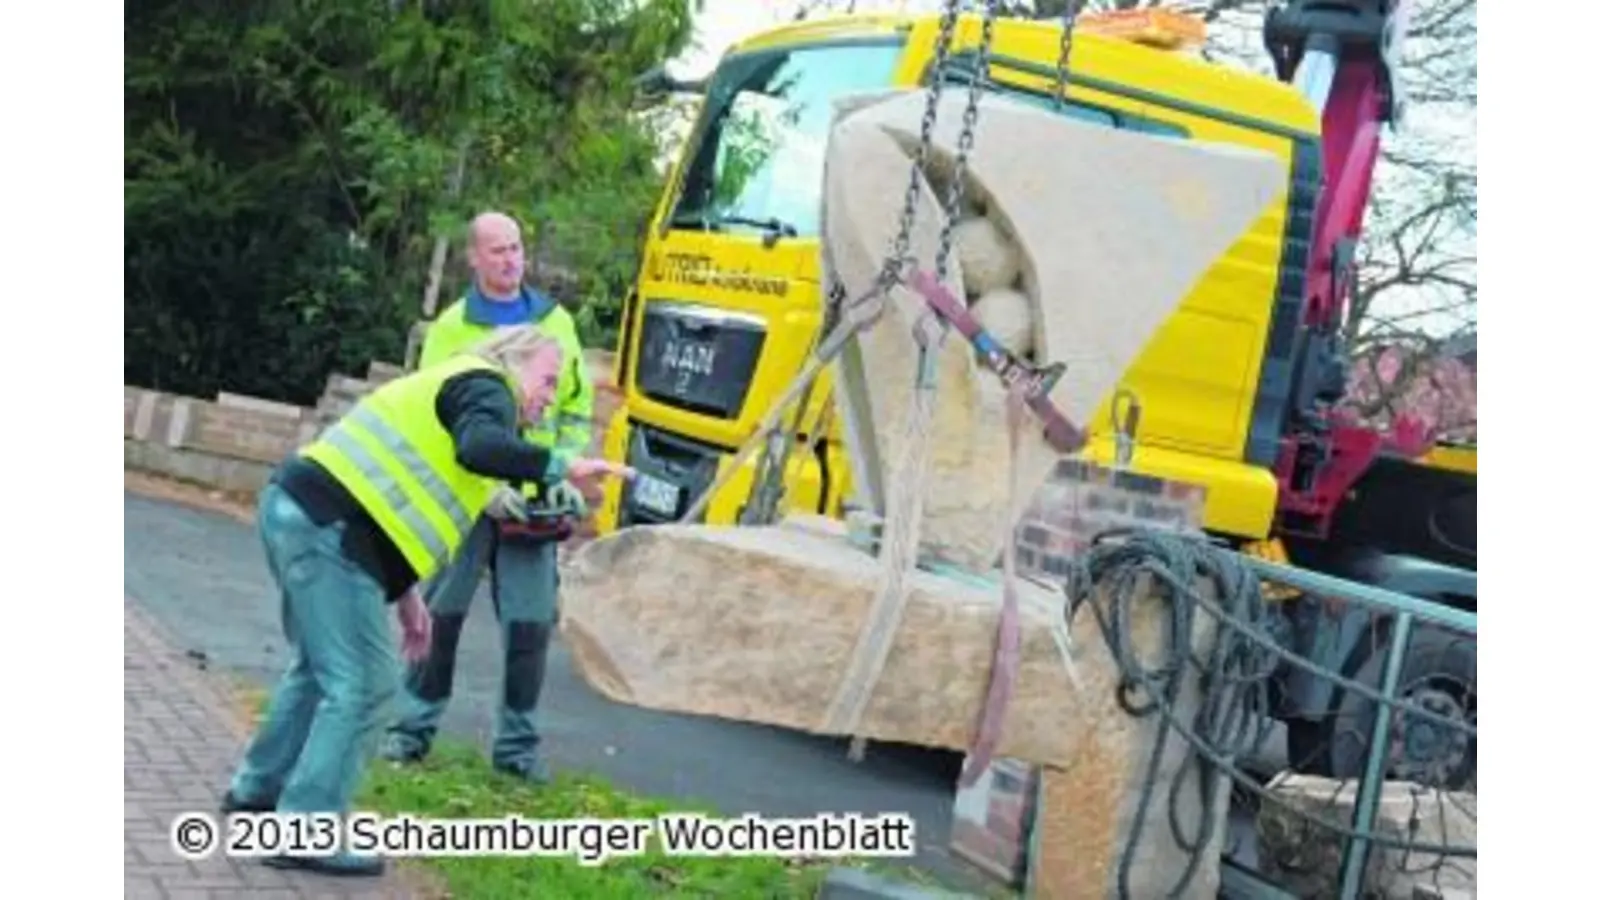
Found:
[959,390,1028,786]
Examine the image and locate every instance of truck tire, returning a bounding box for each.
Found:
[1286,624,1476,791]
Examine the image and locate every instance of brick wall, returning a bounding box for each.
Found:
[125,350,623,502]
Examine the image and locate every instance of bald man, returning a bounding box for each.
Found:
[381,212,595,783]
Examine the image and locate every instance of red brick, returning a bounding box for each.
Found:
[124,597,430,898]
[190,405,301,463]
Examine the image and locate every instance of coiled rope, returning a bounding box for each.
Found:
[1065,528,1280,898]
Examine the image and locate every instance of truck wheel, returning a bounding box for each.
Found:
[1286,625,1476,791]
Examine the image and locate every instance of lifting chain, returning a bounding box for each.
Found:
[934,1,997,284]
[823,0,1087,349]
[827,0,997,326]
[1054,0,1084,111]
[825,0,1004,753]
[882,0,961,289]
[910,0,997,359]
[743,0,987,527]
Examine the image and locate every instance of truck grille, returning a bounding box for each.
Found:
[635,302,766,419]
[617,423,724,527]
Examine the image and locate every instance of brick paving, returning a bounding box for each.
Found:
[124,596,435,899]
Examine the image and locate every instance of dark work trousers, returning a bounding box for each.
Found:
[383,515,558,769]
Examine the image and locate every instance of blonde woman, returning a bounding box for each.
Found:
[219,324,631,877]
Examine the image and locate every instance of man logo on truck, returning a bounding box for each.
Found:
[664,339,717,393]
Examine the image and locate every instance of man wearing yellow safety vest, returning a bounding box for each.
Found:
[219,324,631,877]
[380,211,595,785]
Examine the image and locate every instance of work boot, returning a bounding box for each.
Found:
[494,755,552,785]
[264,851,385,877]
[378,730,429,764]
[220,790,276,815]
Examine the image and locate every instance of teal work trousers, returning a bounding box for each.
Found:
[227,483,397,815]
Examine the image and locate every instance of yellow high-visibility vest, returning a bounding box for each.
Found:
[300,354,514,581]
[419,297,594,474]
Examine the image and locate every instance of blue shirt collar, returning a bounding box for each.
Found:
[464,283,555,327]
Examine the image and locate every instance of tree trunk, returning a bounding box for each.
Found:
[404,137,472,370]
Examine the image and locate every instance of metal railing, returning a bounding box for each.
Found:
[1225,553,1477,900]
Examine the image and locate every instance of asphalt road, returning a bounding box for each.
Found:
[123,492,988,890]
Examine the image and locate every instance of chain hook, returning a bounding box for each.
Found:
[1112,388,1142,469]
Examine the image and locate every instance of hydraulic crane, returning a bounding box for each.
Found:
[1261,0,1420,538]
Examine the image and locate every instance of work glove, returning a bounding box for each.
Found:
[484,485,530,522]
[544,480,589,519]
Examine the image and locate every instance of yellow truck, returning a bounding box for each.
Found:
[600,10,1323,537]
[597,5,1475,789]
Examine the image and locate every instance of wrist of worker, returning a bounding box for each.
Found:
[543,453,574,486]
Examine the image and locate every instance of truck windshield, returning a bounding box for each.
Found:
[668,39,904,239]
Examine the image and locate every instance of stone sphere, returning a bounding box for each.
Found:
[970,286,1035,358]
[954,216,1022,298]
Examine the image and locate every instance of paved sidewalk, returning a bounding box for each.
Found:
[124,596,432,898]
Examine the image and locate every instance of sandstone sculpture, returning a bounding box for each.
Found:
[822,89,1285,570]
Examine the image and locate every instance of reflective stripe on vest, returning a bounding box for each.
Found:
[317,404,472,569]
[301,354,507,580]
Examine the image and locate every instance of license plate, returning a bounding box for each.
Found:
[632,473,681,518]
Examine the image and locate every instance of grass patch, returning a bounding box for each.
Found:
[233,683,969,898]
[360,743,853,898]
